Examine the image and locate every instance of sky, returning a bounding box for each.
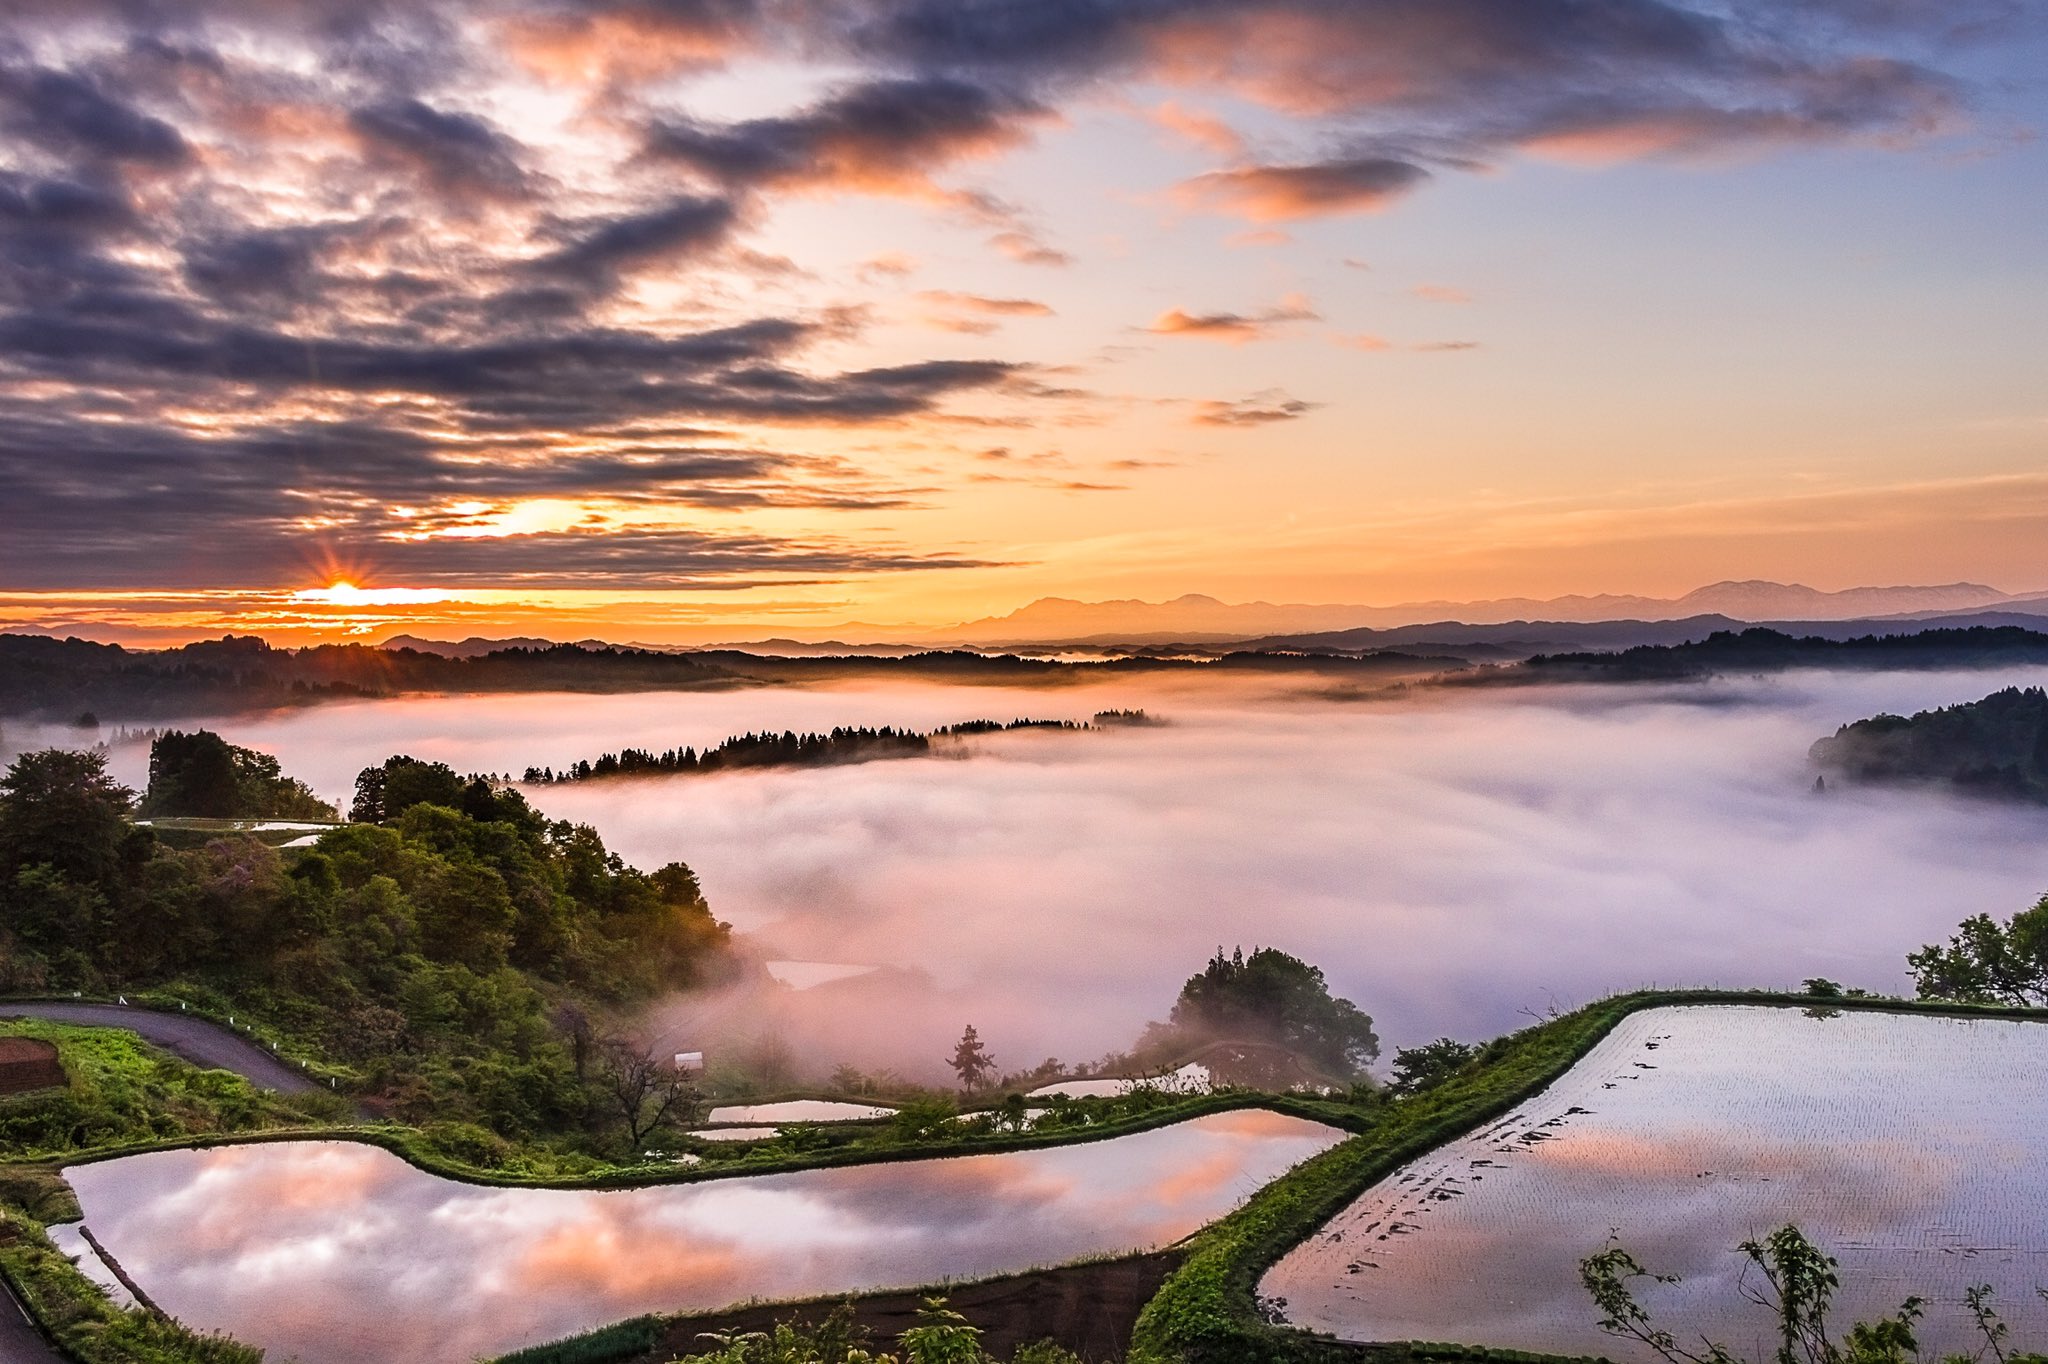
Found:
[2,0,2045,644]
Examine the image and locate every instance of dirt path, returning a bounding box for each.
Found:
[0,1002,319,1095]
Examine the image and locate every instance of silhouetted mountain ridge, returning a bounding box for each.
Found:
[930,581,2031,644]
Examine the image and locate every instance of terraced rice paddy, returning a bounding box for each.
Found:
[64,1109,1340,1364]
[703,1099,896,1123]
[1264,1005,2048,1360]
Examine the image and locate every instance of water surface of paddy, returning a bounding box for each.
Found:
[1264,1006,2048,1359]
[67,1109,1340,1364]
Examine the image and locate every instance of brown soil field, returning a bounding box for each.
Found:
[0,1038,63,1096]
[619,1251,1183,1362]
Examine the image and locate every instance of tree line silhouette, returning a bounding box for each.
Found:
[522,712,1150,784]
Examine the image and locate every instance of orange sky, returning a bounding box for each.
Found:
[3,0,2044,645]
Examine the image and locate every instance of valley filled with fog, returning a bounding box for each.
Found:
[71,666,2048,1081]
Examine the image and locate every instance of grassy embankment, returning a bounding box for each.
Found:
[0,1020,336,1364]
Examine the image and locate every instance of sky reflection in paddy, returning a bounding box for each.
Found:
[66,1110,1340,1364]
[1265,1007,2048,1360]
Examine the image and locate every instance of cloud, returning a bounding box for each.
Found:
[498,2,756,86]
[1413,284,1473,304]
[1178,157,1432,221]
[1191,392,1320,425]
[1148,100,1245,156]
[0,398,1014,590]
[916,291,1053,317]
[914,290,1054,332]
[643,76,1052,200]
[857,251,918,282]
[988,228,1072,267]
[1145,293,1320,343]
[0,66,191,169]
[348,99,537,205]
[848,0,1979,213]
[527,195,741,293]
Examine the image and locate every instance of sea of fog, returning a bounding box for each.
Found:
[59,666,2048,1080]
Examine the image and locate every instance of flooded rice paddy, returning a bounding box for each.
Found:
[1264,1005,2048,1359]
[704,1100,896,1123]
[65,1109,1340,1364]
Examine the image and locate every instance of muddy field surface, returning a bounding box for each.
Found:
[611,1252,1183,1363]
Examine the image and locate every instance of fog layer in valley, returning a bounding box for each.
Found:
[74,668,2048,1081]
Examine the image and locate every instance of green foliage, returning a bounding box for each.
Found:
[891,1095,960,1142]
[141,729,336,820]
[352,754,476,824]
[0,744,732,1144]
[1580,1224,2035,1364]
[495,1317,668,1364]
[0,747,138,887]
[525,718,1097,786]
[667,1299,1082,1364]
[0,1020,340,1159]
[1164,947,1379,1080]
[1811,687,2048,802]
[1909,895,2048,1006]
[949,1025,996,1092]
[1386,1039,1478,1096]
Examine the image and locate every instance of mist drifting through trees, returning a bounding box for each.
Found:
[48,666,2048,1080]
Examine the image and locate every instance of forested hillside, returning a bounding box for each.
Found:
[0,744,731,1144]
[1812,687,2048,801]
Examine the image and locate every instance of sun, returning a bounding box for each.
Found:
[291,581,453,607]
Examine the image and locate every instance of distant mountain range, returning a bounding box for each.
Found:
[927,581,2042,645]
[381,583,2048,658]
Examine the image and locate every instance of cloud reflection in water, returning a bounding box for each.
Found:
[68,1109,1340,1364]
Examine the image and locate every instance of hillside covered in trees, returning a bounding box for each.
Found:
[0,632,1454,721]
[1811,687,2048,802]
[0,742,732,1145]
[1510,627,2048,682]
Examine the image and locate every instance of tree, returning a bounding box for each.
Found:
[350,755,474,824]
[1580,1225,2028,1364]
[1907,894,2048,1006]
[143,730,243,817]
[141,729,335,820]
[949,1024,997,1091]
[1387,1038,1478,1095]
[1166,947,1380,1080]
[0,748,135,885]
[594,1036,700,1148]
